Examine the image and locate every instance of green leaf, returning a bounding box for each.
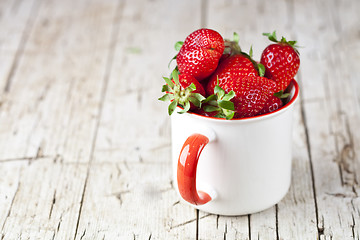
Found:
[225,111,235,120]
[188,83,196,91]
[274,90,290,99]
[208,100,218,106]
[172,69,180,85]
[184,101,191,112]
[168,101,177,115]
[161,84,172,93]
[263,31,278,42]
[214,112,226,119]
[249,45,253,58]
[168,55,177,68]
[192,93,206,102]
[288,40,297,47]
[158,93,171,102]
[218,100,235,111]
[203,94,217,103]
[189,97,201,108]
[203,105,219,112]
[178,101,191,114]
[282,93,290,98]
[163,77,174,89]
[214,85,225,99]
[233,32,239,43]
[174,41,184,51]
[223,90,235,101]
[258,63,265,77]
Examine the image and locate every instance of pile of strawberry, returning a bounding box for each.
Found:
[159,29,300,120]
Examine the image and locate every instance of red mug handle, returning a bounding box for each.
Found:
[177,133,214,205]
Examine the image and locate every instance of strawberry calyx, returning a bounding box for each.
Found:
[240,46,266,77]
[263,31,299,53]
[223,32,265,77]
[223,32,242,57]
[202,79,236,120]
[273,90,290,99]
[159,69,205,115]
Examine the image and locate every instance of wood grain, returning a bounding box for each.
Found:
[0,0,359,239]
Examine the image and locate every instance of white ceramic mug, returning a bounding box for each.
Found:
[171,80,299,216]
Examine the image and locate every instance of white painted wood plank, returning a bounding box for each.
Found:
[0,0,120,239]
[0,0,117,161]
[0,0,358,239]
[294,0,360,239]
[0,160,25,234]
[0,0,39,92]
[197,211,249,240]
[277,103,318,239]
[1,159,88,240]
[73,162,198,239]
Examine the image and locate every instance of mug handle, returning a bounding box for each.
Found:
[177,133,216,205]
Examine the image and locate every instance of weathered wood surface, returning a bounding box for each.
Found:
[0,0,359,239]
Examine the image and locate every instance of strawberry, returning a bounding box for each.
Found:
[260,31,300,92]
[206,54,259,96]
[231,76,278,118]
[258,86,291,115]
[176,28,225,81]
[203,75,278,119]
[258,95,283,115]
[159,70,206,115]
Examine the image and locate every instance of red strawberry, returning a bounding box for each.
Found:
[175,74,206,97]
[206,54,259,95]
[260,31,300,92]
[203,75,278,119]
[159,70,206,115]
[258,95,283,115]
[231,76,278,118]
[176,28,225,81]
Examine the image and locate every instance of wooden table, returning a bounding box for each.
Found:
[0,0,359,239]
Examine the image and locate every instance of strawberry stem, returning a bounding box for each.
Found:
[223,32,242,56]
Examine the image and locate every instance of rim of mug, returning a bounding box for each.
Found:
[178,79,300,123]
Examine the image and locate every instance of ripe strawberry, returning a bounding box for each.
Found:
[176,28,225,81]
[258,95,283,115]
[206,54,259,95]
[175,74,206,97]
[231,76,278,118]
[203,75,278,119]
[159,70,205,115]
[260,31,300,92]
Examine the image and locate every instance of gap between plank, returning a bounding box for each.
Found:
[298,71,322,238]
[72,0,125,239]
[196,210,199,240]
[287,3,322,237]
[247,214,251,240]
[275,204,279,240]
